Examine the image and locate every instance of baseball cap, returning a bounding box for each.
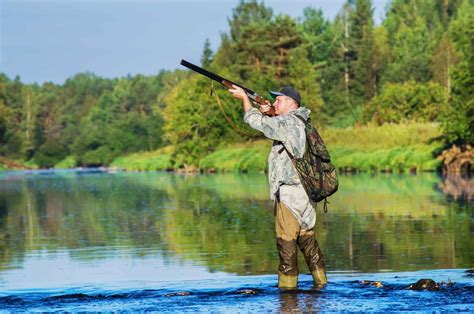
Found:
[269,86,301,105]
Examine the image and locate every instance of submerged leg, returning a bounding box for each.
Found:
[297,229,327,290]
[275,202,300,289]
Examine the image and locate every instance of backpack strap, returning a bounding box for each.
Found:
[275,114,308,159]
[274,140,295,159]
[281,143,295,160]
[273,140,286,155]
[294,114,309,126]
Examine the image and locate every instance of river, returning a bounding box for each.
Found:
[0,170,472,311]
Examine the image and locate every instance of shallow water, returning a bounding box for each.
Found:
[1,270,473,312]
[0,170,472,311]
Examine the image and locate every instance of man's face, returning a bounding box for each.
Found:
[273,95,297,115]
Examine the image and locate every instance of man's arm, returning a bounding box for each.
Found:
[228,85,286,142]
[228,84,263,113]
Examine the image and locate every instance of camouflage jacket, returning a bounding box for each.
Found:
[244,107,316,229]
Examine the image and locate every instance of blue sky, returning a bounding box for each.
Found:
[1,0,390,84]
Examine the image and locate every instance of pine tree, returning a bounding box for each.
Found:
[300,7,332,64]
[201,38,213,68]
[350,0,376,103]
[228,0,273,41]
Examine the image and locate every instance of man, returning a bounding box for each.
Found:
[228,84,327,290]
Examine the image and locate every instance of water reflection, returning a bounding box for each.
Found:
[0,170,472,291]
[436,174,474,201]
[279,290,324,312]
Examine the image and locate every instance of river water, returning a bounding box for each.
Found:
[0,170,472,311]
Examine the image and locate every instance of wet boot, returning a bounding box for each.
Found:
[297,229,327,290]
[275,202,300,290]
[311,266,327,290]
[276,237,299,290]
[278,271,298,289]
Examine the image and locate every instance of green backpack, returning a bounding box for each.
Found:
[281,115,339,212]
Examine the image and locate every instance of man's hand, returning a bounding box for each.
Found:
[228,85,249,101]
[229,84,253,112]
[229,85,274,115]
[259,100,272,114]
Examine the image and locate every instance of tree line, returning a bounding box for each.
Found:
[0,0,472,168]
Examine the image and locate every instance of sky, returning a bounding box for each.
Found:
[1,0,391,84]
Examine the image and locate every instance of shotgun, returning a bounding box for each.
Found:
[180,59,272,111]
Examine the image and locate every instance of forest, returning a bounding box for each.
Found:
[0,0,472,171]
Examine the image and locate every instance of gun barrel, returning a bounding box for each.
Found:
[180,59,257,96]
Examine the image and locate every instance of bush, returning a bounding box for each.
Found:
[81,147,115,166]
[33,140,67,168]
[363,81,448,125]
[54,156,77,169]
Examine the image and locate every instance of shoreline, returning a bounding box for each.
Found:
[2,123,472,175]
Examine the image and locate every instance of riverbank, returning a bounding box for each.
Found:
[108,122,445,173]
[0,157,36,171]
[0,122,447,173]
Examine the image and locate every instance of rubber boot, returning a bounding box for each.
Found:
[278,271,298,289]
[311,266,327,290]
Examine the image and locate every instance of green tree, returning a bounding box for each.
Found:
[0,100,17,156]
[441,0,474,144]
[350,0,376,103]
[33,82,67,166]
[363,81,448,124]
[432,33,460,97]
[319,2,358,127]
[434,0,463,28]
[382,0,443,83]
[163,76,234,168]
[372,25,389,94]
[0,75,22,157]
[286,47,323,120]
[300,7,332,64]
[201,38,213,68]
[228,0,273,42]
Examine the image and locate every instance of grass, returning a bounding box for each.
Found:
[110,146,173,171]
[199,141,270,173]
[199,122,443,173]
[322,122,441,151]
[330,145,441,173]
[326,122,443,173]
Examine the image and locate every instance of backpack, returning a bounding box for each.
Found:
[280,115,338,212]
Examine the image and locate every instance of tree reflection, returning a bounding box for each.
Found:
[436,174,474,202]
[0,171,472,275]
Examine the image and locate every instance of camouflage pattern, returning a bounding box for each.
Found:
[244,107,316,229]
[291,115,339,203]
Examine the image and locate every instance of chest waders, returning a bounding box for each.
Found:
[274,200,327,290]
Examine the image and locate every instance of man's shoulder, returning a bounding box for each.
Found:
[284,110,309,128]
